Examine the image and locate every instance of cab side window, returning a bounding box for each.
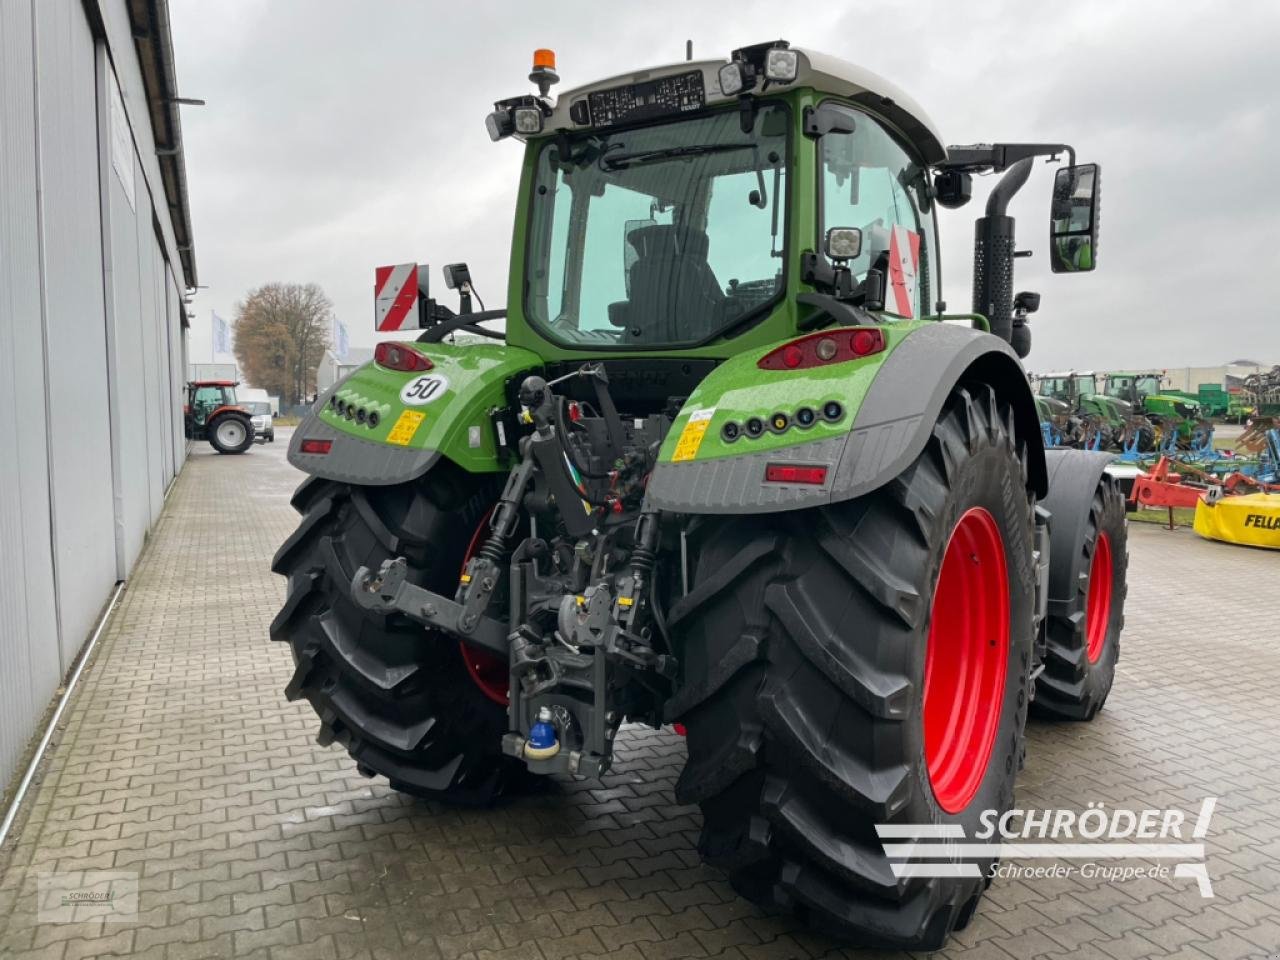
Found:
[820,110,936,318]
[194,386,223,407]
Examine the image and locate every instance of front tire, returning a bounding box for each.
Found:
[270,465,524,803]
[667,385,1036,949]
[1033,473,1127,720]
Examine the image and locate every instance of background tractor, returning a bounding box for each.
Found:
[184,380,255,454]
[1035,371,1126,448]
[272,43,1127,950]
[1102,371,1213,451]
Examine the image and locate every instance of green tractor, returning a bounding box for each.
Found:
[272,43,1127,949]
[1034,371,1126,449]
[1102,371,1213,451]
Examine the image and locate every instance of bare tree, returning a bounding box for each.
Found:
[233,283,332,407]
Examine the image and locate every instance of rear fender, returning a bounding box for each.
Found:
[288,341,541,485]
[645,322,1046,514]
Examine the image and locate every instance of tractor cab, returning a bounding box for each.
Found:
[186,380,239,428]
[1103,371,1163,406]
[364,42,1100,364]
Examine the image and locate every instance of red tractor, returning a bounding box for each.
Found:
[184,380,255,454]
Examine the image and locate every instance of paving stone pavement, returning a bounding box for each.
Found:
[2,429,1278,960]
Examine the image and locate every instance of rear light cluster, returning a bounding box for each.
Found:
[299,438,332,455]
[374,341,433,372]
[329,394,381,428]
[721,400,844,443]
[764,463,829,485]
[757,327,886,370]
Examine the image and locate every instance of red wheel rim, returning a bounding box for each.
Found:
[1085,532,1113,664]
[457,508,509,706]
[923,508,1009,814]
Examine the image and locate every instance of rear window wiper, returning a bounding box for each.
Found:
[600,142,755,170]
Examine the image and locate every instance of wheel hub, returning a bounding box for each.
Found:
[1085,532,1113,663]
[458,508,509,705]
[923,507,1010,814]
[217,419,245,446]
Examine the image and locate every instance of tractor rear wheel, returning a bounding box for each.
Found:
[1121,418,1156,453]
[668,384,1036,950]
[270,465,526,803]
[1032,473,1127,720]
[208,413,254,454]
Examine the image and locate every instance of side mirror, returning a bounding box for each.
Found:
[1049,163,1100,273]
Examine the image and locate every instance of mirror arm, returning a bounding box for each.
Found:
[941,142,1075,174]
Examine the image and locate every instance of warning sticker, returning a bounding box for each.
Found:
[886,224,921,319]
[672,407,716,462]
[387,409,426,446]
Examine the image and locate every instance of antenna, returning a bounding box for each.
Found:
[686,40,692,61]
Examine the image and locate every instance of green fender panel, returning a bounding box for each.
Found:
[645,322,1047,514]
[288,341,541,485]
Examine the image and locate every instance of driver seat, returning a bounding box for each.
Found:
[622,225,724,343]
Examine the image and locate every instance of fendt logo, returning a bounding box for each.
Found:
[878,798,1216,896]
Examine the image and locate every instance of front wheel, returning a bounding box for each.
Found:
[1033,472,1127,720]
[668,384,1036,949]
[208,413,254,454]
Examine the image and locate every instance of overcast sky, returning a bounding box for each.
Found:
[174,0,1280,373]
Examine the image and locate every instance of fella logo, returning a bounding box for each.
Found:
[1242,513,1280,530]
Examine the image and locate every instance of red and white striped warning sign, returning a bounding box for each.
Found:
[886,225,921,319]
[374,263,419,331]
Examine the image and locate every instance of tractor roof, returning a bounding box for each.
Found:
[542,46,947,165]
[190,379,237,387]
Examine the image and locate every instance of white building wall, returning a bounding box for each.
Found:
[34,0,119,669]
[0,0,196,792]
[0,0,63,795]
[1164,364,1275,392]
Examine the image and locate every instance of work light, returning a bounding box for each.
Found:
[824,227,863,261]
[764,47,799,83]
[718,61,751,96]
[485,109,513,142]
[513,105,543,135]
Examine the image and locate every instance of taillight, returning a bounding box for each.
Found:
[374,342,433,372]
[299,438,332,455]
[757,328,886,370]
[764,463,829,485]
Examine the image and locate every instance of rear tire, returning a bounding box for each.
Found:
[208,413,254,454]
[1033,474,1127,720]
[270,464,525,803]
[667,384,1036,950]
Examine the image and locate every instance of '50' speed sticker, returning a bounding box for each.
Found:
[400,374,450,406]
